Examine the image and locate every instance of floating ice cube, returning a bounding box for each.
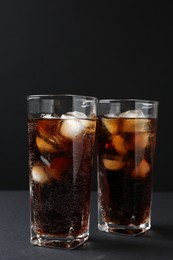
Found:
[80,119,96,131]
[60,117,83,139]
[103,157,125,170]
[102,118,119,134]
[122,119,150,133]
[60,119,83,138]
[104,113,117,118]
[37,120,61,143]
[61,111,96,130]
[112,135,127,154]
[134,133,150,149]
[40,113,59,119]
[119,110,145,118]
[32,165,49,183]
[131,159,150,177]
[65,111,87,119]
[36,136,57,153]
[60,114,73,119]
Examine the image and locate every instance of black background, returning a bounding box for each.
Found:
[0,0,172,191]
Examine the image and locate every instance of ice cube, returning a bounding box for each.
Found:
[119,110,145,118]
[103,157,125,170]
[104,113,117,118]
[61,111,96,131]
[134,133,150,149]
[131,159,150,177]
[60,116,83,139]
[36,136,57,153]
[122,119,150,133]
[37,119,61,142]
[80,119,96,132]
[65,111,87,119]
[40,113,59,119]
[31,164,49,183]
[102,118,119,134]
[112,135,127,154]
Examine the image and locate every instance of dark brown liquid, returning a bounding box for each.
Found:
[28,118,96,236]
[97,116,157,226]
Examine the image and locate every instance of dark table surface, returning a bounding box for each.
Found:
[0,191,173,260]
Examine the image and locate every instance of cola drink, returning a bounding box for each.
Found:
[28,113,96,247]
[97,109,158,235]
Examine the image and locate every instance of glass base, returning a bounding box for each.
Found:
[98,219,151,236]
[31,230,89,249]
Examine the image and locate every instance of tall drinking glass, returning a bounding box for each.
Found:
[27,94,97,249]
[97,99,158,236]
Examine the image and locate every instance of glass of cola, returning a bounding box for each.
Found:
[27,94,97,249]
[97,99,158,236]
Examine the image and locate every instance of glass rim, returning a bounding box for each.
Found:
[27,94,98,101]
[99,98,159,105]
